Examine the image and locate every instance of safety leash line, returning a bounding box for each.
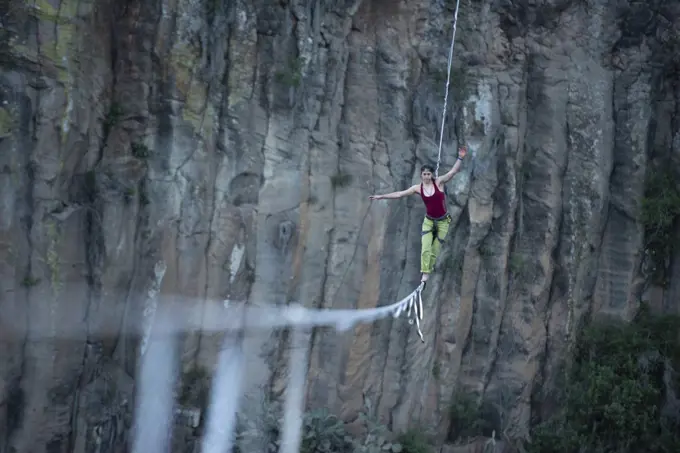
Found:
[434,0,462,179]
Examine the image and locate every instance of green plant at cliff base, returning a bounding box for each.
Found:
[300,408,354,453]
[353,405,403,453]
[640,165,680,286]
[397,429,433,453]
[233,397,434,453]
[448,390,489,442]
[235,402,355,453]
[528,304,680,453]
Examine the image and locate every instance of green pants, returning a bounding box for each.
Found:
[420,215,452,274]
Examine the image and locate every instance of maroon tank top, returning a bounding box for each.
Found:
[420,183,447,219]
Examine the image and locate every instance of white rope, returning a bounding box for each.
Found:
[434,0,462,178]
[220,283,428,342]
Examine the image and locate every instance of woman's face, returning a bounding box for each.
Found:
[421,169,433,183]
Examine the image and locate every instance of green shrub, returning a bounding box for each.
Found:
[235,399,398,453]
[131,142,151,159]
[352,398,403,453]
[528,305,680,453]
[448,390,488,441]
[398,429,432,453]
[300,408,354,453]
[640,165,680,286]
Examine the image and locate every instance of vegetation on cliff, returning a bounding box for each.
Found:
[641,163,680,287]
[172,305,680,453]
[229,398,433,453]
[529,305,680,453]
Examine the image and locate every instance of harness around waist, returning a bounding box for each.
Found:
[425,212,451,222]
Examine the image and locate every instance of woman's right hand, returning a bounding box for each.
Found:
[369,194,383,200]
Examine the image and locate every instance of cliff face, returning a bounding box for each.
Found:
[1,0,679,451]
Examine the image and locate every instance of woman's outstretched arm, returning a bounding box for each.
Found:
[369,184,419,200]
[437,146,467,185]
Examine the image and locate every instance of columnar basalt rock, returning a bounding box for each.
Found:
[0,0,679,451]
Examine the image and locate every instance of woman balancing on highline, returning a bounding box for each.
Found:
[369,146,467,287]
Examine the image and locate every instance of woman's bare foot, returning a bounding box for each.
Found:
[421,273,429,283]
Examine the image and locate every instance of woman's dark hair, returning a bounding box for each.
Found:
[420,163,447,195]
